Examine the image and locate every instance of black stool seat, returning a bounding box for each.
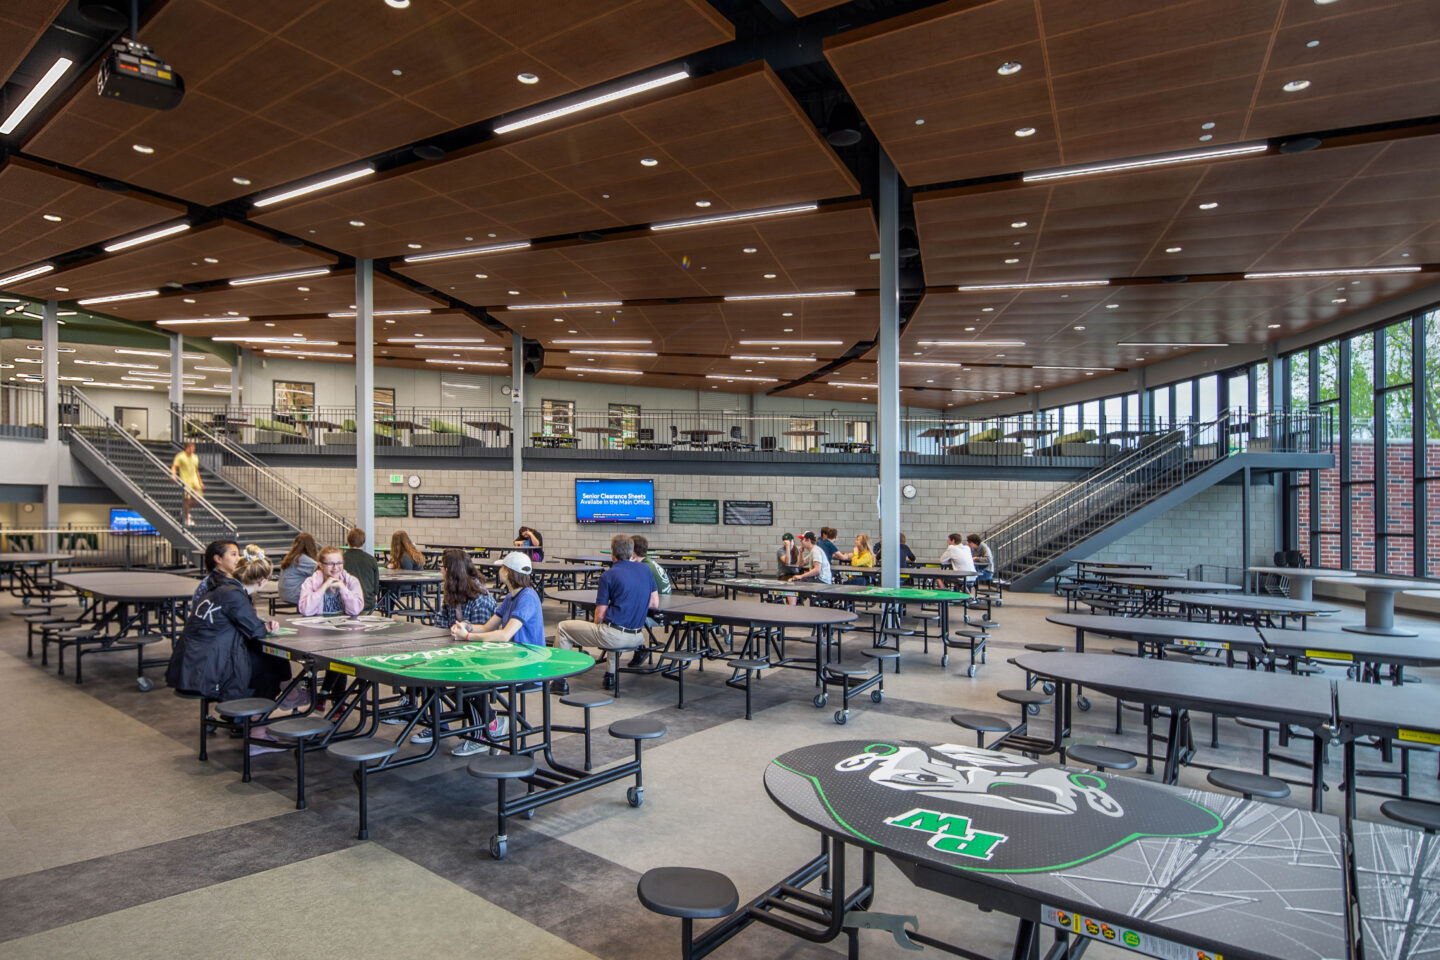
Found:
[1024,643,1065,653]
[1379,798,1440,833]
[662,651,703,662]
[216,697,274,718]
[467,754,537,780]
[1207,768,1290,800]
[732,658,768,670]
[326,738,400,763]
[950,712,1009,733]
[610,718,667,740]
[560,692,614,709]
[953,629,989,639]
[637,867,739,920]
[1066,744,1136,771]
[268,716,335,739]
[878,627,914,637]
[862,647,900,660]
[828,666,869,677]
[998,688,1051,706]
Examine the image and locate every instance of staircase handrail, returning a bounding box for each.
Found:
[173,405,351,546]
[64,388,235,549]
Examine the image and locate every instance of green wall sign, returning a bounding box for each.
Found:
[669,498,719,524]
[375,493,408,518]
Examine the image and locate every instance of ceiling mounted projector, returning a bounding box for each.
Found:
[98,39,183,110]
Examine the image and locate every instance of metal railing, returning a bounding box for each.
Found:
[63,387,235,551]
[0,525,185,569]
[0,383,44,438]
[178,404,515,450]
[173,405,351,547]
[986,411,1333,581]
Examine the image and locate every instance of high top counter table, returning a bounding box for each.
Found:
[1247,565,1354,601]
[1324,576,1433,636]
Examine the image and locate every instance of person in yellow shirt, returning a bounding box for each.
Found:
[834,534,875,583]
[170,441,203,527]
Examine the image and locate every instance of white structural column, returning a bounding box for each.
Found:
[512,334,523,534]
[355,260,375,549]
[169,333,184,441]
[229,349,242,408]
[877,151,901,588]
[42,300,59,549]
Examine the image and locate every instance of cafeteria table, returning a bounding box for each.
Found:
[51,571,198,687]
[261,615,651,858]
[1247,565,1354,601]
[558,554,707,592]
[375,568,442,619]
[1013,651,1335,806]
[1322,576,1431,637]
[1257,626,1440,683]
[0,550,71,601]
[1106,576,1240,614]
[678,738,1393,960]
[1171,591,1339,628]
[1335,681,1440,822]
[472,557,596,596]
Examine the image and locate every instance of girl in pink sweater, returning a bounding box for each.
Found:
[298,546,364,616]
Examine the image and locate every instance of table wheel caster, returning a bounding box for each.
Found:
[1077,696,1092,711]
[523,807,535,820]
[1042,682,1055,696]
[940,654,949,667]
[1027,703,1041,716]
[834,710,849,725]
[136,676,153,692]
[967,664,977,678]
[813,693,828,708]
[490,835,507,860]
[870,690,883,703]
[627,786,644,807]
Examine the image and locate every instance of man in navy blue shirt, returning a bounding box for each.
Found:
[556,535,658,672]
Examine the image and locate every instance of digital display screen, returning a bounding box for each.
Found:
[576,478,655,524]
[110,508,156,534]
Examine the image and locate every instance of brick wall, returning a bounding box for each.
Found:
[1296,440,1424,574]
[251,464,1277,583]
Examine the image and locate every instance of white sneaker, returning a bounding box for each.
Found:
[486,715,509,741]
[451,738,486,757]
[185,517,194,527]
[410,728,434,744]
[381,716,407,726]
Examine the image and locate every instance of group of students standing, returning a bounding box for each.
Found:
[776,527,995,584]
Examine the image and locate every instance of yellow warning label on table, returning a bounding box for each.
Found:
[684,615,713,623]
[1398,728,1440,744]
[327,662,356,675]
[1305,650,1352,661]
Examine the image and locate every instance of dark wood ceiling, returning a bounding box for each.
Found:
[0,0,1436,405]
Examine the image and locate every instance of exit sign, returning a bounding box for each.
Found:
[389,474,404,484]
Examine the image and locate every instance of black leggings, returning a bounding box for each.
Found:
[245,641,292,700]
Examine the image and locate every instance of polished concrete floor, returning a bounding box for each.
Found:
[2,586,1436,959]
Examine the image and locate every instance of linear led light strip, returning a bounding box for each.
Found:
[730,355,816,362]
[402,242,529,264]
[566,366,643,375]
[506,301,621,311]
[828,381,876,389]
[77,290,160,305]
[1033,365,1115,371]
[705,374,776,382]
[252,166,374,208]
[737,339,841,346]
[494,69,689,135]
[262,349,354,358]
[565,349,657,357]
[651,202,817,232]
[412,344,506,352]
[918,340,1026,347]
[114,348,205,359]
[77,359,156,369]
[424,359,507,368]
[194,366,232,373]
[900,361,964,368]
[156,317,249,326]
[328,308,435,317]
[957,281,1108,292]
[1243,266,1421,279]
[215,337,340,345]
[723,291,854,302]
[103,221,190,254]
[229,267,332,287]
[0,57,72,135]
[387,337,495,344]
[952,388,1015,395]
[0,263,56,286]
[1117,341,1229,348]
[1023,142,1268,183]
[552,338,651,345]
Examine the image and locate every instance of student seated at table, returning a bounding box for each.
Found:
[193,539,240,601]
[388,530,424,570]
[632,535,672,596]
[875,533,916,567]
[966,533,995,583]
[791,532,834,585]
[776,532,800,578]
[299,546,365,616]
[417,549,499,756]
[343,527,380,613]
[167,545,290,755]
[514,525,543,561]
[451,551,549,719]
[834,534,875,583]
[939,532,976,574]
[278,532,318,606]
[817,526,840,563]
[556,535,658,683]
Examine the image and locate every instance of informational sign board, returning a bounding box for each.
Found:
[374,493,409,518]
[412,493,460,519]
[669,498,719,524]
[724,500,773,526]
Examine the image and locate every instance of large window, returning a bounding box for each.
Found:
[608,403,639,448]
[273,380,314,417]
[541,399,574,437]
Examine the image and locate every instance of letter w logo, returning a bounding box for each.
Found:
[883,808,1007,861]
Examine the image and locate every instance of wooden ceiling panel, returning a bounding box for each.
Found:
[94,272,437,324]
[1045,0,1279,74]
[0,0,67,85]
[780,0,850,15]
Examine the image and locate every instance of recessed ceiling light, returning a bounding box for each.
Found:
[997,61,1022,76]
[384,0,410,8]
[1073,325,1086,331]
[763,273,777,279]
[55,285,69,292]
[1010,220,1027,228]
[349,220,365,227]
[694,200,712,208]
[1105,303,1119,309]
[914,118,925,125]
[640,158,659,167]
[1004,258,1020,264]
[385,318,396,324]
[232,176,251,186]
[781,312,794,317]
[1198,201,1219,210]
[1282,80,1311,93]
[391,69,403,76]
[1201,121,1216,130]
[1332,298,1348,303]
[507,290,520,296]
[265,322,276,327]
[202,256,219,264]
[42,213,62,222]
[132,143,154,154]
[1014,127,1036,138]
[516,73,539,84]
[182,297,194,303]
[1268,323,1282,329]
[407,243,422,249]
[1313,0,1340,5]
[964,326,975,331]
[1306,39,1320,48]
[296,286,309,292]
[1165,246,1183,253]
[981,307,994,312]
[473,273,489,279]
[1198,134,1213,141]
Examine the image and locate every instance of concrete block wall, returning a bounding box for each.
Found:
[250,464,1274,583]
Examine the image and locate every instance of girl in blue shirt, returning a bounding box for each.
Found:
[412,549,498,756]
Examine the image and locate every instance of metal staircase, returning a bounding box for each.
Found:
[986,413,1329,591]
